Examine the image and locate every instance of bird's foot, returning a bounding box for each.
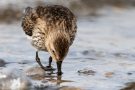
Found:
[45,66,56,71]
[36,57,48,71]
[57,71,63,76]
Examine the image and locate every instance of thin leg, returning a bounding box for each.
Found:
[48,56,52,67]
[46,56,55,71]
[35,51,46,70]
[57,61,63,75]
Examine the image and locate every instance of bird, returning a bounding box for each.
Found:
[21,5,77,75]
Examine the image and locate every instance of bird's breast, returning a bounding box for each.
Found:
[31,31,47,51]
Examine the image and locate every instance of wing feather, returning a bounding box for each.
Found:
[36,5,77,45]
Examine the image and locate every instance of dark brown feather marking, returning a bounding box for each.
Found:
[21,7,38,36]
[35,5,77,45]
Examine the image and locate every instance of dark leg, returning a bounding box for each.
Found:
[36,51,46,71]
[57,61,63,75]
[45,56,55,71]
[47,56,52,67]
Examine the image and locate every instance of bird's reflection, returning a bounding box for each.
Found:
[56,76,62,85]
[46,71,73,85]
[29,70,73,86]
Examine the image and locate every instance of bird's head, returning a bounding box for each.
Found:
[46,31,70,61]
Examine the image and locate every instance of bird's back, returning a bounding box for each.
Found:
[22,5,77,50]
[36,5,77,45]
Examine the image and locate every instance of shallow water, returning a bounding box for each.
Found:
[0,7,135,90]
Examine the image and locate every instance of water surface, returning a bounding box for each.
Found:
[0,7,135,90]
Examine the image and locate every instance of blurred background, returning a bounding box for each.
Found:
[0,0,135,23]
[0,0,135,90]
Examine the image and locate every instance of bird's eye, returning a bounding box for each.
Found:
[52,50,55,54]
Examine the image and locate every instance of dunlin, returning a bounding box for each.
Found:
[22,5,77,75]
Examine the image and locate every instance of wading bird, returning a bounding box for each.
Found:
[21,5,77,75]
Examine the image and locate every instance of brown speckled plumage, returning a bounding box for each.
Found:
[21,5,77,75]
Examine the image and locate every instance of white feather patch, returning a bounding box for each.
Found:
[26,35,32,40]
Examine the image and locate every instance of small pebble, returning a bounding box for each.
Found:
[0,59,7,67]
[105,72,114,78]
[127,72,133,75]
[25,67,46,76]
[82,50,89,55]
[78,69,96,75]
